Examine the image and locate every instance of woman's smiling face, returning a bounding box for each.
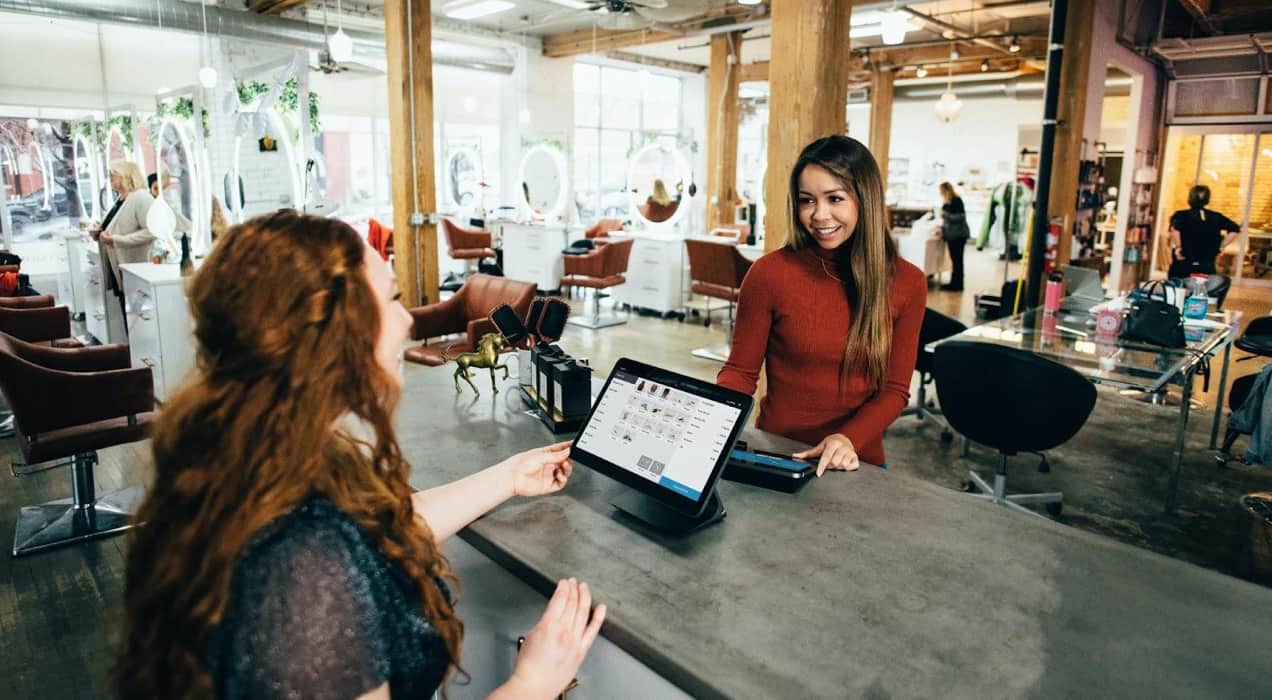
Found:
[796,163,858,250]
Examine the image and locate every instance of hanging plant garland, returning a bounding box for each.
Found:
[236,78,321,135]
[106,114,135,152]
[146,98,211,143]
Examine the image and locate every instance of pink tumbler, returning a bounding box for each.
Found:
[1043,271,1063,314]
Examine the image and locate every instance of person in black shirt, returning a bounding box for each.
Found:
[938,182,970,291]
[1169,185,1241,277]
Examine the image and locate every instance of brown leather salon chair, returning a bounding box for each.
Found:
[0,294,54,310]
[0,300,82,347]
[562,238,634,330]
[442,218,496,277]
[585,218,624,240]
[405,274,537,366]
[0,331,155,556]
[685,238,753,362]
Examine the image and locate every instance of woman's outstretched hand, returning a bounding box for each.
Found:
[501,441,574,498]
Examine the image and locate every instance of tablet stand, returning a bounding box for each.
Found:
[611,489,725,535]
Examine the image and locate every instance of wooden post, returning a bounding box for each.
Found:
[1047,0,1097,266]
[763,0,855,251]
[707,31,743,231]
[384,0,439,306]
[869,68,895,192]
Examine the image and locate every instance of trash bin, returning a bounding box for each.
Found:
[1241,493,1272,583]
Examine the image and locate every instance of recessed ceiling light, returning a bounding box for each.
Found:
[738,0,763,5]
[446,0,515,21]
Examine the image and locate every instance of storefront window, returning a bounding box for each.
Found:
[1,117,78,245]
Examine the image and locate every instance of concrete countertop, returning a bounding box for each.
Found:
[398,363,1272,699]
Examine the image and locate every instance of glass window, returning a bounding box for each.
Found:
[574,63,601,95]
[1174,78,1260,117]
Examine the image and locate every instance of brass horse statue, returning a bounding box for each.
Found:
[442,332,509,395]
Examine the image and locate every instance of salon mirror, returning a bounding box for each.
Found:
[157,119,199,243]
[518,144,567,222]
[232,106,301,221]
[73,135,100,221]
[628,143,691,228]
[446,147,482,210]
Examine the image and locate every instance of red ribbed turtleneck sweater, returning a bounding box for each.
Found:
[717,244,926,466]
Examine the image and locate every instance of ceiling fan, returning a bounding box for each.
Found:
[551,0,713,31]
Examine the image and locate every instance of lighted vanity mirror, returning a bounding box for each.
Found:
[157,119,201,242]
[518,144,567,222]
[232,106,301,222]
[73,135,100,221]
[446,147,483,210]
[628,143,692,228]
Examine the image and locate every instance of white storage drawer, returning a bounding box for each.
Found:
[121,264,196,402]
[610,234,685,314]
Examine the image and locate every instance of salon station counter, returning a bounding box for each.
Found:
[399,364,1272,699]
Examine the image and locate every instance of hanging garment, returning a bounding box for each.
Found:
[976,182,1032,250]
[1229,363,1272,466]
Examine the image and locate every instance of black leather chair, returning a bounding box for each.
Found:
[900,308,967,440]
[933,340,1096,518]
[1236,316,1272,360]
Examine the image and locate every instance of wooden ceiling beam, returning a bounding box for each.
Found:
[541,3,767,58]
[246,0,314,15]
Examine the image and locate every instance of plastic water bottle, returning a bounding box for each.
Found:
[1184,274,1209,321]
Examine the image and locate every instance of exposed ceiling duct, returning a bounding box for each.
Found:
[0,0,515,74]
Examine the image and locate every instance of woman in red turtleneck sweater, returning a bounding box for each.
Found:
[718,135,926,474]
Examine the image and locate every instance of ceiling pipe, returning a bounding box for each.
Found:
[0,0,514,73]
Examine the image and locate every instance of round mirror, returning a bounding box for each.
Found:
[517,144,567,222]
[446,147,483,210]
[232,106,301,222]
[157,118,200,250]
[73,135,100,221]
[628,143,692,228]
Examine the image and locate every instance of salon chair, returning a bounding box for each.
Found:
[562,238,634,330]
[405,274,536,367]
[933,340,1096,518]
[0,294,54,310]
[442,218,496,278]
[0,331,154,555]
[585,219,624,240]
[685,238,753,362]
[0,301,82,347]
[1235,316,1272,361]
[900,308,967,440]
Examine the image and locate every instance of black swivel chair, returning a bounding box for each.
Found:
[1236,316,1272,361]
[933,340,1097,518]
[900,308,967,441]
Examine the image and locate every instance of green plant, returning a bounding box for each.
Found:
[106,114,135,152]
[626,131,699,158]
[148,97,210,140]
[237,78,321,134]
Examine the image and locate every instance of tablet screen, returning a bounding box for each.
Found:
[573,359,750,509]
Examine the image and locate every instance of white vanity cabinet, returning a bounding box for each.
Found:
[501,223,571,291]
[609,233,685,315]
[120,264,195,402]
[444,538,691,700]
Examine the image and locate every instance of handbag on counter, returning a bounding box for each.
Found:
[1120,281,1185,348]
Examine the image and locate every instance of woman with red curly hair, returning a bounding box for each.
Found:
[116,210,604,699]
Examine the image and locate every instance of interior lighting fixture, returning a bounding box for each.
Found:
[915,65,928,78]
[934,46,963,123]
[329,0,354,62]
[198,0,218,88]
[738,0,763,5]
[880,8,910,45]
[950,46,960,60]
[981,59,990,72]
[446,0,516,21]
[1008,35,1021,53]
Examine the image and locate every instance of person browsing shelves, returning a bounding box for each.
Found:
[717,135,926,474]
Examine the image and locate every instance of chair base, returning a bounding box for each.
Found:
[691,341,732,363]
[10,457,73,477]
[964,470,1062,520]
[13,485,142,556]
[567,312,626,329]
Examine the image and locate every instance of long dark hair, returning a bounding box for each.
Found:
[116,210,463,697]
[786,135,898,391]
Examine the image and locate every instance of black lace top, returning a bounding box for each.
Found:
[208,498,450,699]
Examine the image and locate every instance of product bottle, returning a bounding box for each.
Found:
[1043,270,1063,314]
[1184,273,1209,321]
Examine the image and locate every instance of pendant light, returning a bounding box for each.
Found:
[198,0,218,88]
[329,0,354,63]
[934,44,963,123]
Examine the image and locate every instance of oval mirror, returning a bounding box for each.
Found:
[628,143,691,228]
[517,144,567,222]
[73,135,100,221]
[232,106,301,222]
[157,119,199,254]
[446,147,483,210]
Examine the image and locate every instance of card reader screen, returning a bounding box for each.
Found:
[575,369,743,501]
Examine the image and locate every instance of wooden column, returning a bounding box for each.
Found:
[707,31,743,231]
[384,0,439,306]
[869,68,895,191]
[1046,0,1097,266]
[763,0,855,251]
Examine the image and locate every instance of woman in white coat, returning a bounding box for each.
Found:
[92,160,155,294]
